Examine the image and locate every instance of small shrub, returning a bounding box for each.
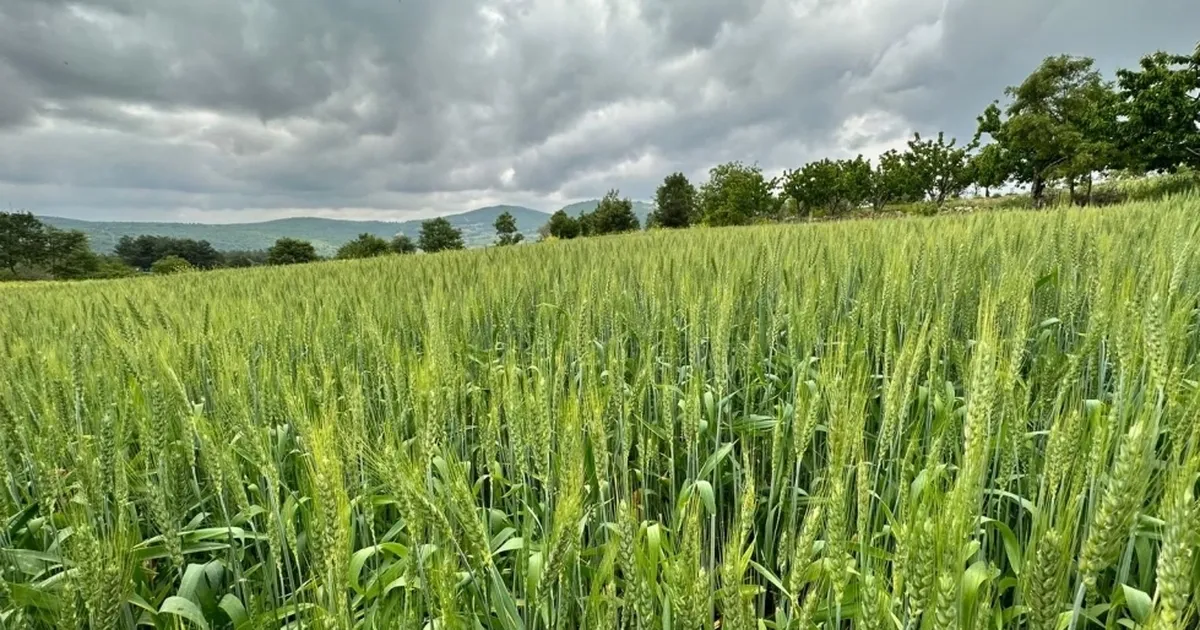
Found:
[150,255,194,275]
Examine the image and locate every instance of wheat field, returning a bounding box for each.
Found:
[1,198,1198,629]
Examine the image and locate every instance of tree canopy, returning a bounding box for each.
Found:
[494,211,524,246]
[115,235,222,270]
[650,173,697,228]
[1116,46,1200,173]
[906,132,973,205]
[336,233,392,260]
[582,190,640,235]
[699,162,775,226]
[44,229,101,279]
[977,55,1116,206]
[545,210,581,240]
[0,212,52,274]
[267,238,320,265]
[419,217,465,253]
[150,255,194,275]
[0,212,101,280]
[391,234,418,255]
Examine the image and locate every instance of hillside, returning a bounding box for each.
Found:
[41,205,550,254]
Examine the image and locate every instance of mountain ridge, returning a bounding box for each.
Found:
[41,205,551,254]
[40,199,656,255]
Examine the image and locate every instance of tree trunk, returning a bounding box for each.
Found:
[1067,177,1076,206]
[1085,174,1093,206]
[1031,175,1046,208]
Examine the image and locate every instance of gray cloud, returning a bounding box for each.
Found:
[0,0,1196,222]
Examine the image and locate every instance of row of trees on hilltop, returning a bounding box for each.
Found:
[541,43,1199,237]
[543,191,643,239]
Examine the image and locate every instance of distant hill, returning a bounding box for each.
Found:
[41,205,550,255]
[558,200,655,226]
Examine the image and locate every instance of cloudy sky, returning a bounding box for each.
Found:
[1,0,1197,223]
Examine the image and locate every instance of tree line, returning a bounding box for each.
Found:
[543,43,1200,238]
[0,212,528,281]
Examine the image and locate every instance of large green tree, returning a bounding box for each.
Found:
[0,212,49,274]
[698,162,775,226]
[0,212,102,280]
[544,210,581,239]
[780,158,873,216]
[839,156,874,211]
[869,149,924,211]
[391,235,418,254]
[649,173,697,228]
[905,132,973,205]
[977,55,1117,206]
[780,160,842,216]
[44,229,101,279]
[419,217,465,253]
[968,143,1011,198]
[266,238,320,265]
[1116,46,1200,173]
[494,211,524,246]
[336,233,391,260]
[587,190,640,235]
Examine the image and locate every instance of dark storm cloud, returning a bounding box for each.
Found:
[0,0,1196,221]
[641,0,767,54]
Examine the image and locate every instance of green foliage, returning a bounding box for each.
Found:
[870,149,925,211]
[418,217,465,253]
[650,172,697,228]
[978,55,1117,206]
[150,255,194,275]
[906,131,974,204]
[115,235,222,270]
[45,229,101,279]
[968,143,1011,196]
[1116,46,1200,173]
[699,161,776,226]
[0,211,51,274]
[544,210,581,239]
[0,212,108,281]
[838,155,875,210]
[390,234,417,254]
[336,233,392,260]
[266,237,320,265]
[2,196,1199,628]
[783,160,834,216]
[220,249,269,268]
[780,157,877,216]
[494,211,524,246]
[558,199,654,227]
[92,255,139,278]
[580,190,640,235]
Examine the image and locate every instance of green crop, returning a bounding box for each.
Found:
[1,196,1198,628]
